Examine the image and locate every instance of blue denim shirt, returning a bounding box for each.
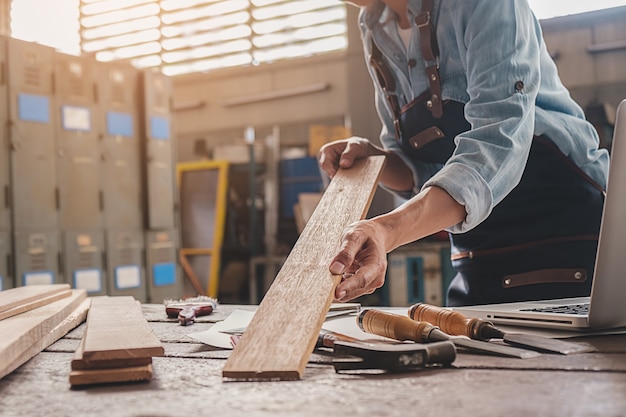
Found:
[358,0,610,233]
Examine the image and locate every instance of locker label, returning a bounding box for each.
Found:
[115,265,141,289]
[62,105,91,131]
[106,111,133,137]
[23,271,54,286]
[74,269,101,293]
[18,93,50,123]
[150,116,170,140]
[153,262,175,287]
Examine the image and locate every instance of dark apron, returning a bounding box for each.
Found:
[370,1,605,306]
[400,96,604,306]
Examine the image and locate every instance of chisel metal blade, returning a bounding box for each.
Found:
[503,333,596,355]
[447,336,541,359]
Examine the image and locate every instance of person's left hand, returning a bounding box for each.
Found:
[329,219,389,302]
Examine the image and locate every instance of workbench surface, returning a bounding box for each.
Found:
[1,304,625,417]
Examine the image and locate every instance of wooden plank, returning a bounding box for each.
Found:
[82,296,164,360]
[0,289,87,379]
[3,297,90,379]
[72,337,152,370]
[222,156,385,380]
[0,284,71,320]
[69,364,153,386]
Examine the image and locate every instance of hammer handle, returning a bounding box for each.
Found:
[358,309,437,343]
[409,303,500,340]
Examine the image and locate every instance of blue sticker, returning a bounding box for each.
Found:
[150,116,170,140]
[18,93,50,123]
[106,111,133,137]
[153,262,176,287]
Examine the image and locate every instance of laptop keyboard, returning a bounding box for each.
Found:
[520,303,589,315]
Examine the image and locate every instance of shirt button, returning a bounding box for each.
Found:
[408,58,417,68]
[515,80,525,92]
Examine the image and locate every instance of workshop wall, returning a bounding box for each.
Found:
[172,6,626,158]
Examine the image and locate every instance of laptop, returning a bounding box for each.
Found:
[454,99,626,331]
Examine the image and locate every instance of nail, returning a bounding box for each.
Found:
[330,261,345,274]
[337,291,347,300]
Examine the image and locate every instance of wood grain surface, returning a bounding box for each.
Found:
[81,296,164,360]
[0,289,87,379]
[0,284,72,321]
[222,155,386,380]
[3,297,90,379]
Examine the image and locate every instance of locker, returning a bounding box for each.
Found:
[13,230,60,286]
[54,53,104,288]
[7,38,60,282]
[63,231,105,295]
[145,229,181,303]
[141,70,177,230]
[0,39,11,290]
[7,38,58,230]
[105,230,146,302]
[97,62,143,230]
[0,37,9,233]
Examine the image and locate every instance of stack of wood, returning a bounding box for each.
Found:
[69,296,164,386]
[0,284,89,380]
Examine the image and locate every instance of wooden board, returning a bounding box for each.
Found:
[3,297,90,379]
[82,296,164,360]
[72,337,152,370]
[222,156,385,380]
[69,364,153,386]
[0,289,87,379]
[0,284,71,321]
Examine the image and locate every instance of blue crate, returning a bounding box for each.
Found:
[279,157,323,218]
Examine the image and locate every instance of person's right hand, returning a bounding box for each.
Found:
[318,137,377,178]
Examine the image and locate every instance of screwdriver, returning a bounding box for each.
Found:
[358,309,540,359]
[408,303,594,355]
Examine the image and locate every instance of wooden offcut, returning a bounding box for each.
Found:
[0,289,87,379]
[0,284,72,321]
[81,296,164,360]
[222,156,386,380]
[72,337,152,371]
[69,364,153,386]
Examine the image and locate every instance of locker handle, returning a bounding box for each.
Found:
[7,253,13,280]
[58,252,64,275]
[55,187,60,210]
[4,185,9,208]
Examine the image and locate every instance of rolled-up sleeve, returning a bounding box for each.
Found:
[423,0,541,233]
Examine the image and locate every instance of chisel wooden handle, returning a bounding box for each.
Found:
[358,309,438,343]
[408,303,503,340]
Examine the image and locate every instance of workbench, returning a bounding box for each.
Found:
[1,304,625,417]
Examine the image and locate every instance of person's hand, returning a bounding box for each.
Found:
[318,137,375,179]
[329,219,389,302]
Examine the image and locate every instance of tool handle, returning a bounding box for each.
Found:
[408,303,501,340]
[358,309,437,343]
[178,307,196,326]
[317,329,359,349]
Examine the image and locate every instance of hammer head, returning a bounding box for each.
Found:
[332,341,456,373]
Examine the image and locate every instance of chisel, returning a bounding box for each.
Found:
[408,303,595,355]
[358,309,540,359]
